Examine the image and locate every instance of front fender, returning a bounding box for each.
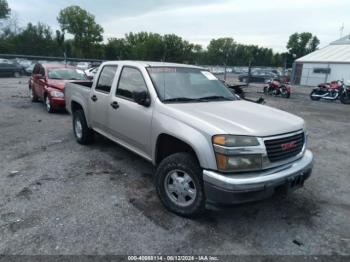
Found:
[151,112,217,170]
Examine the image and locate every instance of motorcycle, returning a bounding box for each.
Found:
[310,80,350,104]
[264,78,291,98]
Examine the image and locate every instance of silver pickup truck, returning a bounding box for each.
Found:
[65,61,313,217]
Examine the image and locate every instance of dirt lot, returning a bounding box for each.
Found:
[0,77,349,255]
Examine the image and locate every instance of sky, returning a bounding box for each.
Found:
[6,0,350,52]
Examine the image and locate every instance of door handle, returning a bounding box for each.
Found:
[91,95,98,102]
[110,101,119,109]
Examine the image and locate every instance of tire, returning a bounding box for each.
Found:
[73,110,94,144]
[263,86,268,94]
[29,87,39,102]
[310,90,320,101]
[281,87,290,98]
[340,93,350,104]
[155,152,205,218]
[44,95,55,113]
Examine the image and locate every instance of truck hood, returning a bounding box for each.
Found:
[166,100,304,137]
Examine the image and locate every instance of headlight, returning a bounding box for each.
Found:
[50,90,64,97]
[213,135,262,172]
[213,135,259,147]
[215,153,262,172]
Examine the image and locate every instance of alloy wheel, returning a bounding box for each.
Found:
[164,169,197,207]
[74,118,83,139]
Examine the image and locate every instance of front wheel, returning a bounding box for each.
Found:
[263,86,268,94]
[340,92,350,104]
[73,110,94,144]
[310,90,320,101]
[155,152,205,218]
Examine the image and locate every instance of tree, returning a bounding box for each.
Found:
[207,38,236,65]
[286,32,320,59]
[14,23,60,56]
[57,5,103,58]
[0,0,10,19]
[125,32,165,61]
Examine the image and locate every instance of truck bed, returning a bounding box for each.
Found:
[65,81,93,115]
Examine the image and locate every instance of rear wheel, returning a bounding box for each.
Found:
[340,93,350,104]
[310,90,320,101]
[155,152,205,218]
[73,110,94,144]
[281,87,290,98]
[29,87,39,102]
[44,95,54,113]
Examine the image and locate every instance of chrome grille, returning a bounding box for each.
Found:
[264,132,304,162]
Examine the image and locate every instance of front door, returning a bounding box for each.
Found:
[108,66,153,159]
[89,65,118,133]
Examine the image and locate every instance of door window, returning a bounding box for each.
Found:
[95,65,118,93]
[116,67,148,101]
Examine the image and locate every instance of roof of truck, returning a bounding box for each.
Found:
[102,60,203,69]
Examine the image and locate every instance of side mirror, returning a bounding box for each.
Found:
[87,76,94,80]
[133,91,151,107]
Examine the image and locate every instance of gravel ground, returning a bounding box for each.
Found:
[0,77,349,255]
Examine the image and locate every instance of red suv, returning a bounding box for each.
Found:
[29,63,91,113]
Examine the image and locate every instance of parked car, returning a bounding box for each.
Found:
[239,70,278,83]
[0,63,23,77]
[76,62,91,70]
[29,63,91,113]
[65,61,313,218]
[24,64,35,76]
[85,67,99,79]
[0,58,13,64]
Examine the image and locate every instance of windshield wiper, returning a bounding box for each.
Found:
[198,95,233,101]
[163,97,200,103]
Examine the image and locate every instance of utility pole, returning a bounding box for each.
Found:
[340,23,344,38]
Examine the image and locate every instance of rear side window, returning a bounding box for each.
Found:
[33,64,40,74]
[96,65,118,93]
[39,66,45,76]
[116,67,148,100]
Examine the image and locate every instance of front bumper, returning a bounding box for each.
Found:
[203,150,313,205]
[50,97,65,109]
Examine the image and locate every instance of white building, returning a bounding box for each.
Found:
[293,35,350,86]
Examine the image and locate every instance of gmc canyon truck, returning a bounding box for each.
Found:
[65,61,313,217]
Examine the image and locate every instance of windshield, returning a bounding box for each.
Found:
[147,67,235,102]
[48,68,87,80]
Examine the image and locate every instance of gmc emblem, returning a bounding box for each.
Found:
[281,141,297,150]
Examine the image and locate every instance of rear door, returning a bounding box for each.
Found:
[107,66,153,159]
[37,66,46,99]
[89,65,118,133]
[31,64,41,98]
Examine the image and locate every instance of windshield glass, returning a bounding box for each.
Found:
[48,68,87,80]
[147,67,235,102]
